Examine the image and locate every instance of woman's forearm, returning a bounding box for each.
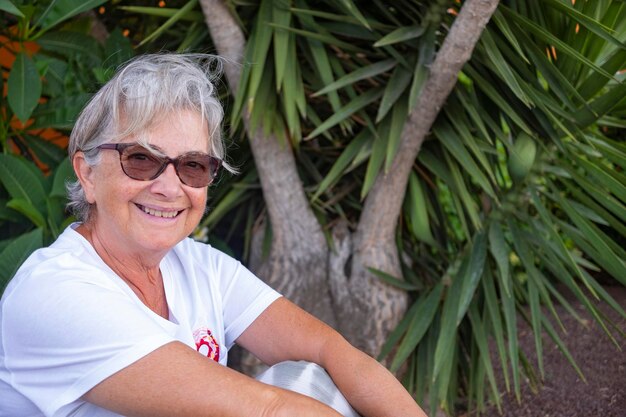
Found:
[321,336,428,417]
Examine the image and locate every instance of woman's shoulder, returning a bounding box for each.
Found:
[19,224,98,272]
[2,224,117,302]
[166,237,249,288]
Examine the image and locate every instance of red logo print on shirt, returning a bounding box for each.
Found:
[193,327,220,362]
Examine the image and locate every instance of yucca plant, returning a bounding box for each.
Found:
[27,0,626,415]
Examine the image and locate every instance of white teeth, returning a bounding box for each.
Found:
[141,206,179,218]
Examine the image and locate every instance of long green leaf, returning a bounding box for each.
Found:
[0,200,23,222]
[586,136,626,170]
[313,130,371,201]
[8,52,42,123]
[467,302,501,411]
[456,232,487,325]
[306,87,383,139]
[0,0,23,17]
[557,220,626,287]
[30,94,90,130]
[0,228,43,292]
[433,256,469,381]
[482,268,510,391]
[578,48,626,102]
[289,8,392,31]
[272,0,292,89]
[118,6,203,21]
[313,59,396,97]
[480,30,532,107]
[454,89,492,146]
[201,172,258,228]
[501,5,616,80]
[526,268,544,378]
[281,35,302,139]
[367,267,419,291]
[138,0,198,47]
[488,222,511,297]
[390,283,443,372]
[0,154,47,208]
[543,0,626,50]
[539,250,623,346]
[376,64,412,122]
[575,156,626,204]
[384,94,408,172]
[408,60,428,112]
[521,34,585,110]
[374,25,426,47]
[246,0,274,116]
[529,189,599,298]
[24,135,66,167]
[581,269,626,321]
[51,157,75,198]
[444,102,498,187]
[551,186,626,280]
[577,83,626,129]
[37,31,102,61]
[499,274,520,400]
[268,24,362,52]
[564,166,626,222]
[507,224,547,379]
[464,66,532,135]
[361,120,388,199]
[491,10,529,65]
[377,297,422,362]
[446,151,482,230]
[565,182,626,237]
[6,198,46,229]
[338,0,371,30]
[305,35,341,112]
[406,172,435,245]
[36,0,107,32]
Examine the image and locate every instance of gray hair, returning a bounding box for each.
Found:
[66,53,233,223]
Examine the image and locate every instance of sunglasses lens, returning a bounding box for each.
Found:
[177,154,220,187]
[118,144,220,188]
[120,145,163,180]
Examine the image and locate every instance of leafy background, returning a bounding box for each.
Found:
[1,0,624,415]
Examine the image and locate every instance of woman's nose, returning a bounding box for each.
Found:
[151,163,184,196]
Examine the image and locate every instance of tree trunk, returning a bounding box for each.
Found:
[200,0,500,358]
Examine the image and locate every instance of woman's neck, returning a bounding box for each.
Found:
[76,223,169,319]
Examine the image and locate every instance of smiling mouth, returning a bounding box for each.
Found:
[136,204,182,219]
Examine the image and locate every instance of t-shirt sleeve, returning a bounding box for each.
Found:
[204,245,281,348]
[1,265,176,416]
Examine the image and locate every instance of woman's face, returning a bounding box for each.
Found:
[80,109,210,258]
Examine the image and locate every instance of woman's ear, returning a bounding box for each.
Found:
[72,152,97,204]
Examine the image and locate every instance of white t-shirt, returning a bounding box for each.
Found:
[0,224,281,417]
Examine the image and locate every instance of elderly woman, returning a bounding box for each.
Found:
[0,54,426,417]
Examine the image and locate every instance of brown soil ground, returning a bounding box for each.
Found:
[477,284,626,417]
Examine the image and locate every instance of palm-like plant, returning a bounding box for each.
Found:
[72,0,626,414]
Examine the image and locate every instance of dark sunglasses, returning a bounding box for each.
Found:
[96,143,221,188]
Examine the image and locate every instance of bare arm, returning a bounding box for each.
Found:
[237,297,428,417]
[83,341,342,417]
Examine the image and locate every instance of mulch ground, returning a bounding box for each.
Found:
[477,284,626,417]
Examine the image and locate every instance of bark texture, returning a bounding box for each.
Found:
[200,0,500,357]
